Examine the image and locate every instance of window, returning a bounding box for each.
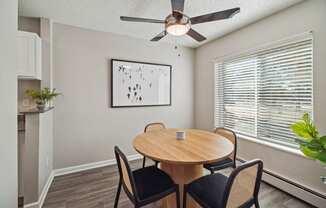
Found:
[215,35,313,148]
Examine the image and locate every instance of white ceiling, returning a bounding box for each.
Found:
[19,0,304,48]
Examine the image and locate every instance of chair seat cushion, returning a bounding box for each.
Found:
[204,158,234,171]
[133,166,175,200]
[187,173,228,208]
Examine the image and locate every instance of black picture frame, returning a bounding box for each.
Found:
[111,59,172,108]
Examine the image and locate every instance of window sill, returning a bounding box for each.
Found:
[237,134,305,158]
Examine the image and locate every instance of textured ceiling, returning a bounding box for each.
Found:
[19,0,304,48]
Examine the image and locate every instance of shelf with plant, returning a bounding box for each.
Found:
[25,87,61,111]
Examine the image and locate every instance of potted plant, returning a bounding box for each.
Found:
[291,113,326,183]
[25,87,61,111]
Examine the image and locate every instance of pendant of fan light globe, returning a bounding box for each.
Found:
[165,12,191,36]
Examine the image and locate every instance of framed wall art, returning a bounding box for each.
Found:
[111,59,172,107]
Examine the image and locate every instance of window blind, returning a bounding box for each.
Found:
[215,36,313,147]
[215,57,257,137]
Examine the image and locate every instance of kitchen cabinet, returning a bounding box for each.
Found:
[17,31,42,80]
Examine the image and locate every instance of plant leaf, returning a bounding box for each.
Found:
[308,122,319,138]
[302,113,310,124]
[320,136,326,149]
[294,138,309,146]
[291,122,313,141]
[292,113,326,164]
[25,87,61,102]
[307,139,323,151]
[300,145,319,159]
[316,151,326,164]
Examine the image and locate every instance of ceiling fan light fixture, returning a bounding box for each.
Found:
[165,13,191,36]
[166,23,190,36]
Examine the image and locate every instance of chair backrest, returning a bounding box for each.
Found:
[222,159,263,208]
[114,146,138,199]
[215,127,237,162]
[144,122,166,132]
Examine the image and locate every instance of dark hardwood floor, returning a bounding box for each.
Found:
[42,160,314,208]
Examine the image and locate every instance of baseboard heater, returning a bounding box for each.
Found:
[236,158,325,208]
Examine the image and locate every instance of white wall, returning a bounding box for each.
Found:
[39,111,53,196]
[18,17,55,205]
[23,114,39,203]
[39,17,54,203]
[53,23,195,169]
[195,0,326,207]
[0,0,18,207]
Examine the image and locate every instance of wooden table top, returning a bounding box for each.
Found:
[133,128,234,165]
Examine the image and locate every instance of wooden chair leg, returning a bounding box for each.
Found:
[114,180,122,208]
[183,185,187,208]
[142,157,146,168]
[176,186,180,208]
[155,161,159,167]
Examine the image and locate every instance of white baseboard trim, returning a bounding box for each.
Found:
[24,171,54,208]
[53,153,142,177]
[24,154,142,208]
[24,202,38,208]
[38,171,54,208]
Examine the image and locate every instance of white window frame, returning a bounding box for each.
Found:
[214,32,314,150]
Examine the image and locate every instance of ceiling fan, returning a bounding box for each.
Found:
[120,0,240,42]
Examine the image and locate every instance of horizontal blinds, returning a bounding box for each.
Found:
[257,38,313,146]
[215,58,257,137]
[215,35,313,148]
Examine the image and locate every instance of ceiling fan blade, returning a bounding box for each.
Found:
[187,28,206,42]
[171,0,185,12]
[120,16,165,24]
[190,7,240,25]
[151,31,168,41]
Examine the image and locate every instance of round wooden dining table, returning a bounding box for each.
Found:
[133,128,234,208]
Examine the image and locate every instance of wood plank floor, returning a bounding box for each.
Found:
[43,160,314,208]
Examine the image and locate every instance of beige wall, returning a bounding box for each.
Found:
[0,0,18,207]
[195,0,326,206]
[53,23,195,169]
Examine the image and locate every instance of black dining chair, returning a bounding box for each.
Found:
[114,146,180,208]
[142,122,165,168]
[183,159,263,208]
[204,127,237,174]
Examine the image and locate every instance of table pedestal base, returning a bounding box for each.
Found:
[160,163,203,208]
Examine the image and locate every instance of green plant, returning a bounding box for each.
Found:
[291,113,326,164]
[26,87,61,105]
